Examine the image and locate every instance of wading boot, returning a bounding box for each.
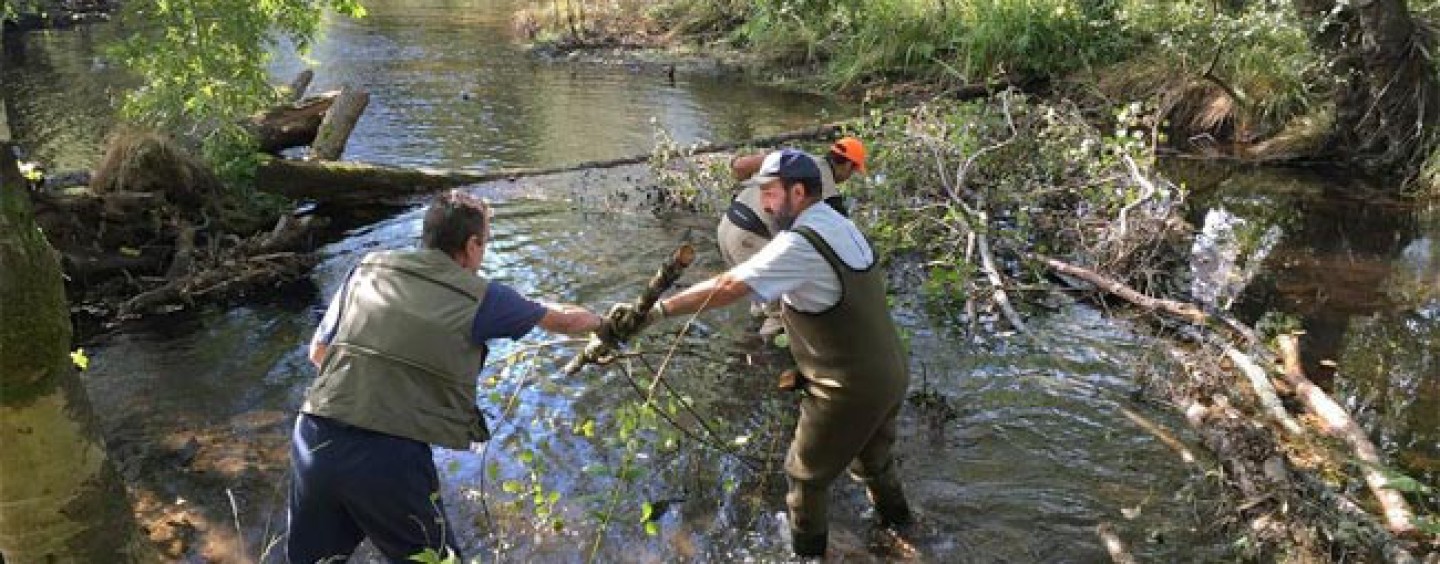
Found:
[864,471,914,527]
[791,529,828,558]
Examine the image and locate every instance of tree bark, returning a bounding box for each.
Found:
[309,85,370,161]
[0,142,154,561]
[1295,0,1438,173]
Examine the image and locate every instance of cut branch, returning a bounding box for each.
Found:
[1032,253,1209,324]
[1223,346,1304,437]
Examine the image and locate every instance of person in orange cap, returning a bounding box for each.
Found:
[717,137,869,340]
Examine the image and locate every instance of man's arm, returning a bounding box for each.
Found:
[730,152,766,180]
[536,303,604,336]
[658,273,753,317]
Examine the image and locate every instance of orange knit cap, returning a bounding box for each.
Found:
[830,137,867,172]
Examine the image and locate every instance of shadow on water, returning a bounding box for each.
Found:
[1168,159,1440,507]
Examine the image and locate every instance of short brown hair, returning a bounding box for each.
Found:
[421,190,489,255]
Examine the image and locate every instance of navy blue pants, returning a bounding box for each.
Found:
[286,413,461,563]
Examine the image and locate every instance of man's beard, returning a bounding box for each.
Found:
[772,198,797,230]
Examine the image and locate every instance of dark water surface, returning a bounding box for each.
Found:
[6,1,1435,562]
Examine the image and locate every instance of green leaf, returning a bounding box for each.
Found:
[70,348,90,371]
[644,521,660,536]
[501,480,523,494]
[640,502,654,523]
[1382,472,1433,494]
[119,247,142,257]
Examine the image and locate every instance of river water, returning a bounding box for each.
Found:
[3,1,1434,562]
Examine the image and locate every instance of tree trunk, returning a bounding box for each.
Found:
[0,143,154,561]
[309,85,370,161]
[1295,0,1438,173]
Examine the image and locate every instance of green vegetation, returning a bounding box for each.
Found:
[524,0,1440,189]
[109,0,367,188]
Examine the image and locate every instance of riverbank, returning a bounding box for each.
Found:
[516,0,1440,181]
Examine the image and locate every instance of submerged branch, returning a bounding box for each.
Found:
[1276,334,1419,537]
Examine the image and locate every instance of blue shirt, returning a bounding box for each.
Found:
[315,275,547,346]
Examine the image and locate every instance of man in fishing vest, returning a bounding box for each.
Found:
[615,148,912,558]
[718,137,867,339]
[287,190,603,563]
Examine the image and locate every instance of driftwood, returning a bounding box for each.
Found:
[246,91,339,154]
[117,213,327,315]
[310,85,369,161]
[256,124,844,205]
[120,252,316,315]
[564,242,696,375]
[1276,334,1419,536]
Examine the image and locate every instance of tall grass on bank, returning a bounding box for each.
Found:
[1093,2,1323,145]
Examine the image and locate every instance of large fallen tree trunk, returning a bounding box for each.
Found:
[256,124,844,205]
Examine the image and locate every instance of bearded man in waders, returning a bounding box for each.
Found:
[612,149,912,558]
[717,137,868,340]
[287,190,603,563]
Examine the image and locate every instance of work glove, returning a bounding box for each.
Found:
[603,302,666,340]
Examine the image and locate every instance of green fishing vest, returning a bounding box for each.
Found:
[782,226,909,402]
[729,153,842,238]
[302,249,491,449]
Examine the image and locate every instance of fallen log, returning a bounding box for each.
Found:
[310,85,369,161]
[1277,334,1419,537]
[246,91,339,154]
[256,124,844,205]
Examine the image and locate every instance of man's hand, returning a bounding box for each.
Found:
[602,302,666,341]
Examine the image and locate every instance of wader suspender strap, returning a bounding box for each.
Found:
[726,199,772,239]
